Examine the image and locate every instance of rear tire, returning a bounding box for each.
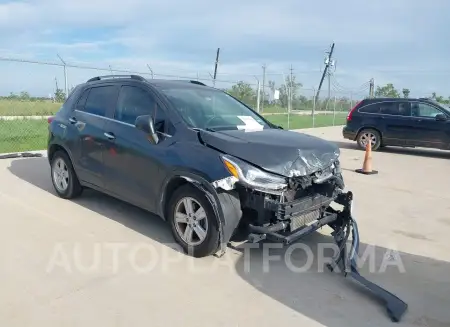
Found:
[356,128,381,151]
[167,184,220,258]
[50,150,83,199]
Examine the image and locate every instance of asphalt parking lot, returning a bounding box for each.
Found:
[1,126,449,327]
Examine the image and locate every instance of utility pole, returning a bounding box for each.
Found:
[369,78,375,98]
[261,64,266,112]
[289,64,294,112]
[53,77,58,102]
[212,48,220,87]
[315,42,335,108]
[327,69,331,110]
[56,54,68,99]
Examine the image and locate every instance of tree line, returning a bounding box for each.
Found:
[2,80,448,109]
[0,89,67,103]
[374,83,450,104]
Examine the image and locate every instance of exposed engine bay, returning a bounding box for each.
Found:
[235,159,345,241]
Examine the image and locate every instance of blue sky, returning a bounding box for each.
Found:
[1,0,450,98]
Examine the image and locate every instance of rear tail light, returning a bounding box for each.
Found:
[347,101,362,121]
[47,116,54,124]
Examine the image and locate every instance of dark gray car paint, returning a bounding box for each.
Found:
[199,128,340,177]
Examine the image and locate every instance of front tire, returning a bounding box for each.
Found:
[167,184,220,258]
[50,150,83,199]
[356,128,381,151]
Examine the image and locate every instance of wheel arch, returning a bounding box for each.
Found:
[47,143,82,180]
[48,143,74,163]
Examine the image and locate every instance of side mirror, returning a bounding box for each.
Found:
[435,113,447,121]
[135,115,159,144]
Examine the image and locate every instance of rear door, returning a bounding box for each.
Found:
[69,84,119,187]
[409,101,449,148]
[376,101,413,146]
[102,84,175,211]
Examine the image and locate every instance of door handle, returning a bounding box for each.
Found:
[69,117,77,124]
[104,132,116,140]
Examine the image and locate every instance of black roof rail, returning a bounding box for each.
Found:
[86,74,146,83]
[187,80,207,86]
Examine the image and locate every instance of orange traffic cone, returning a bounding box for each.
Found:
[355,141,378,175]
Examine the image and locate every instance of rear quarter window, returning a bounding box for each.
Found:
[358,103,380,114]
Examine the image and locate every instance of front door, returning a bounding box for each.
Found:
[409,101,449,149]
[102,84,173,211]
[68,85,119,188]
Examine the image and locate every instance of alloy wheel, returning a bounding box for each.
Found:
[52,157,70,192]
[174,197,209,246]
[360,131,377,147]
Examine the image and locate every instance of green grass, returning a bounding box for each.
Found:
[0,99,61,116]
[0,119,49,153]
[0,113,347,153]
[264,113,347,129]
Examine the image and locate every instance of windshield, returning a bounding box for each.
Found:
[159,86,270,131]
[428,99,450,112]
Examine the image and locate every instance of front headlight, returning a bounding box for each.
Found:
[221,155,287,191]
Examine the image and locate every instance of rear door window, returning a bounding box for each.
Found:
[378,102,411,116]
[82,85,118,117]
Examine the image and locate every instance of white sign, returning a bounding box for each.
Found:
[273,89,280,100]
[237,115,264,132]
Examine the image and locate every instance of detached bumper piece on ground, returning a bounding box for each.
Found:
[246,191,408,323]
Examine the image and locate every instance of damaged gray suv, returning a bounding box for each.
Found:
[47,75,407,322]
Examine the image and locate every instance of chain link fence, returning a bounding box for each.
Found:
[0,57,369,153]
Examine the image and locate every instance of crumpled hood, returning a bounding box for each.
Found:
[199,128,340,177]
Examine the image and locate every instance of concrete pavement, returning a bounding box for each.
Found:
[1,126,449,327]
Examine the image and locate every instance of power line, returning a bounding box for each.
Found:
[330,74,370,92]
[0,56,260,86]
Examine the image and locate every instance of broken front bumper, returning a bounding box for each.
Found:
[247,192,337,244]
[246,191,408,323]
